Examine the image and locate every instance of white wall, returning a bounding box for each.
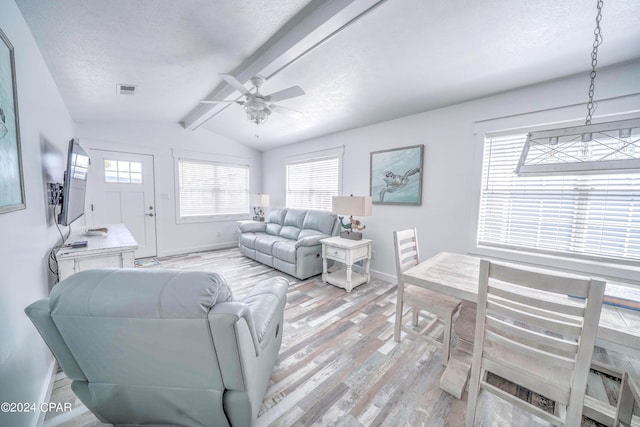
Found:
[2,2,638,423]
[0,1,76,426]
[75,121,262,256]
[263,60,640,283]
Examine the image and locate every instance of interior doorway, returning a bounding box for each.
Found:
[87,149,157,258]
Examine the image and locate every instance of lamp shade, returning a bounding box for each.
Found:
[332,195,372,216]
[250,194,270,206]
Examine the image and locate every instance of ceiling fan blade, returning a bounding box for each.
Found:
[270,104,304,119]
[266,86,305,103]
[220,74,250,96]
[199,99,239,104]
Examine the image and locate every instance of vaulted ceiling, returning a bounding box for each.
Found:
[15,0,640,150]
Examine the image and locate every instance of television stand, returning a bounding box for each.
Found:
[55,223,138,281]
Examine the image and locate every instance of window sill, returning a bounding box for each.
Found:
[177,214,251,225]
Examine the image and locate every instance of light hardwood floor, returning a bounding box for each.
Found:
[42,248,622,427]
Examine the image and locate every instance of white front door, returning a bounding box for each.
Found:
[87,149,157,258]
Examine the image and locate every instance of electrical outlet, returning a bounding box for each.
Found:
[216,231,221,238]
[371,250,376,260]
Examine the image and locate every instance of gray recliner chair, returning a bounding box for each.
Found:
[25,268,288,427]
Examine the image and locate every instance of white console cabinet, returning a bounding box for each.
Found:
[56,224,138,281]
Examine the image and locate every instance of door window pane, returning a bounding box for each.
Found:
[104,160,143,184]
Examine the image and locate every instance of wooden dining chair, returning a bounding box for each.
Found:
[615,371,640,427]
[393,228,461,364]
[465,260,605,427]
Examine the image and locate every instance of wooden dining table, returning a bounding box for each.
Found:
[401,251,640,424]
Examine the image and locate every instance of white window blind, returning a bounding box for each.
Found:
[178,158,249,218]
[286,156,340,211]
[478,133,640,264]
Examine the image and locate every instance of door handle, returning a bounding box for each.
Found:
[145,213,154,217]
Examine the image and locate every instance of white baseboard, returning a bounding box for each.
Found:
[370,269,395,283]
[157,242,238,258]
[33,360,57,427]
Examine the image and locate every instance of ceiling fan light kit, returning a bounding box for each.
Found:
[201,74,305,137]
[245,102,271,125]
[243,76,271,125]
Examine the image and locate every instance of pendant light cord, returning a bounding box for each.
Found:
[585,0,604,126]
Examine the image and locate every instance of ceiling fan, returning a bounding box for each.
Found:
[201,74,305,125]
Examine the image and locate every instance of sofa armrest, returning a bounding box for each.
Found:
[208,277,287,358]
[25,299,87,381]
[208,278,287,392]
[295,234,328,248]
[239,222,267,233]
[242,277,288,345]
[209,302,260,355]
[208,302,260,393]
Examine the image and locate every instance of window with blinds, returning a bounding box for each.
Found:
[478,133,640,264]
[177,158,249,218]
[286,156,340,211]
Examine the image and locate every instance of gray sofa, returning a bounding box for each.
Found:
[239,208,340,280]
[25,268,288,427]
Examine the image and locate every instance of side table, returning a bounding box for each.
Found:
[320,236,373,292]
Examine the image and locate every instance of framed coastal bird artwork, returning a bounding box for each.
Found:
[370,145,424,205]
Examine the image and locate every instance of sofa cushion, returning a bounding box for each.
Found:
[279,209,307,240]
[301,210,338,236]
[256,251,273,267]
[272,241,296,263]
[255,235,289,254]
[272,258,297,279]
[265,209,287,235]
[239,232,258,249]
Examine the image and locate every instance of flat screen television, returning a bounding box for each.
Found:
[58,139,90,226]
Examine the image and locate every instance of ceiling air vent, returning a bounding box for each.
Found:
[116,84,137,96]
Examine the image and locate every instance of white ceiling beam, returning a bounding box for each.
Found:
[181,0,386,131]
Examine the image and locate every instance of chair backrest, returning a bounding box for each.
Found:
[24,269,255,426]
[393,228,420,282]
[469,260,605,426]
[616,371,640,427]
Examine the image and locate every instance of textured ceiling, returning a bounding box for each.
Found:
[14,0,310,122]
[15,0,640,151]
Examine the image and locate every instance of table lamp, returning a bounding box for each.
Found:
[250,194,269,222]
[332,195,372,240]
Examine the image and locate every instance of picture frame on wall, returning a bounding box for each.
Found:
[0,28,25,214]
[370,144,424,205]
